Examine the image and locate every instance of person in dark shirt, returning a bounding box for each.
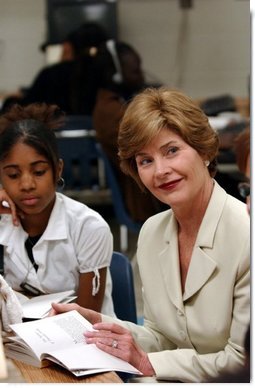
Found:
[92,41,167,222]
[1,22,108,115]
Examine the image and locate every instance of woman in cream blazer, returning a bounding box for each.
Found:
[129,180,250,381]
[51,88,250,382]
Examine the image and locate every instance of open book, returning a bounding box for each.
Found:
[0,336,7,379]
[4,310,141,377]
[15,290,76,320]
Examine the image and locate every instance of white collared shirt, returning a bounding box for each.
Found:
[0,193,115,316]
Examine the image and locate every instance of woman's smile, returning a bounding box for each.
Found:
[158,178,183,191]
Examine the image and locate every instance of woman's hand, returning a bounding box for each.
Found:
[0,189,23,226]
[48,302,102,324]
[85,322,155,376]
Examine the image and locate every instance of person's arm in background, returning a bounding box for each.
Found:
[93,89,126,167]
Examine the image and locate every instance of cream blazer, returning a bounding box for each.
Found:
[104,181,250,382]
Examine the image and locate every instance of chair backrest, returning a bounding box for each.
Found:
[96,143,142,233]
[58,115,94,131]
[110,251,137,323]
[56,131,100,189]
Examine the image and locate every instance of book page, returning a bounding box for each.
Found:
[21,290,76,319]
[10,311,141,375]
[45,343,141,375]
[0,336,7,379]
[10,310,91,359]
[14,291,29,304]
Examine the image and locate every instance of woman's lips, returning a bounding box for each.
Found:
[158,179,181,190]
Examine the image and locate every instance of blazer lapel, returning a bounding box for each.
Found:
[158,215,184,312]
[183,247,216,301]
[183,181,226,301]
[158,182,226,304]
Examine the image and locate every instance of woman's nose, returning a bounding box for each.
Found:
[154,159,170,177]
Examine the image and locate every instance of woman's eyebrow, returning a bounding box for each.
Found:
[135,151,148,157]
[135,140,178,157]
[159,140,177,151]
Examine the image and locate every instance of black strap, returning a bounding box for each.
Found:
[0,244,3,276]
[0,238,40,277]
[25,238,39,272]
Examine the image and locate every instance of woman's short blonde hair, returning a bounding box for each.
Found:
[118,87,219,190]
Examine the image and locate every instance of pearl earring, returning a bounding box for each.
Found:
[205,160,210,167]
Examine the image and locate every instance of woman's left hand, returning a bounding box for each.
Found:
[84,322,155,376]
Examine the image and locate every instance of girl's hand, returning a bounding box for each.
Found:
[84,322,155,376]
[0,189,23,226]
[49,302,102,324]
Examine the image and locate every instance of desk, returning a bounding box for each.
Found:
[5,359,122,383]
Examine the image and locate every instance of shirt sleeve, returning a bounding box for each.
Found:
[73,214,113,274]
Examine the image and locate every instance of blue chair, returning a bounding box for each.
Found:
[57,131,100,189]
[57,115,94,131]
[96,143,142,252]
[56,131,111,206]
[110,251,137,324]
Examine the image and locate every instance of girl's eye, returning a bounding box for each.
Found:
[34,170,46,176]
[8,173,19,179]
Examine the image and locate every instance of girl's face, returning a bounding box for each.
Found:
[0,142,61,217]
[135,128,212,209]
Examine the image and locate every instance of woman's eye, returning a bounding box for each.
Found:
[137,158,152,166]
[167,146,178,155]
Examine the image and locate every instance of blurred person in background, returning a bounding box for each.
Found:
[1,23,108,115]
[92,41,167,223]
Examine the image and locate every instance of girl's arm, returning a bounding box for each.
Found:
[76,267,107,311]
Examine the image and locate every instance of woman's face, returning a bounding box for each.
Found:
[135,128,211,209]
[0,142,61,218]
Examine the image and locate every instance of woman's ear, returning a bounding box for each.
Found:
[56,159,65,189]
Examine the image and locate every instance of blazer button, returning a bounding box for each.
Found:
[177,309,184,316]
[179,331,186,340]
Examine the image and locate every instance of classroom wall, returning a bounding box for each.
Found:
[0,0,250,99]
